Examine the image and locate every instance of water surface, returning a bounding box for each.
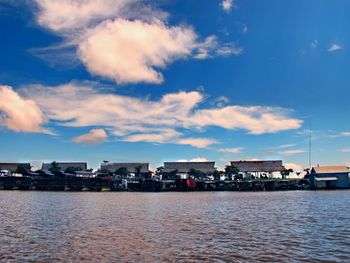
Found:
[1,191,350,262]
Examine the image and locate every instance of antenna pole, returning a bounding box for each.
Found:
[309,126,312,170]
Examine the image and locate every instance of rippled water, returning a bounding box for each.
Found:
[1,191,350,262]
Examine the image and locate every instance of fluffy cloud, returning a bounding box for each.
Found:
[190,106,302,134]
[0,85,49,133]
[276,144,296,149]
[35,0,136,32]
[78,19,197,84]
[242,24,248,34]
[284,163,304,173]
[277,149,305,156]
[177,157,209,162]
[34,0,240,84]
[73,128,108,144]
[328,43,342,52]
[264,149,305,157]
[341,148,350,153]
[218,147,243,153]
[177,138,218,148]
[221,0,234,12]
[329,131,350,138]
[19,82,303,146]
[194,36,243,59]
[122,129,181,144]
[311,40,318,49]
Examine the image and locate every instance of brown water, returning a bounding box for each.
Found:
[1,191,350,262]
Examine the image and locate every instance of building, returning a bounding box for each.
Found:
[163,161,216,179]
[309,165,350,189]
[230,160,286,178]
[0,163,31,173]
[100,162,151,178]
[41,162,88,172]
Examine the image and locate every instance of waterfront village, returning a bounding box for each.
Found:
[0,160,349,192]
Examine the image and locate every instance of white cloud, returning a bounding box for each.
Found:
[263,147,305,157]
[284,163,304,178]
[194,36,243,59]
[276,144,296,149]
[329,131,350,138]
[277,149,305,156]
[190,157,209,162]
[210,96,230,108]
[35,0,137,32]
[216,43,244,56]
[328,43,342,52]
[73,128,108,144]
[177,138,218,148]
[177,157,209,162]
[218,147,243,153]
[122,129,181,144]
[34,0,241,84]
[311,40,318,49]
[190,106,302,135]
[341,148,350,153]
[19,82,302,146]
[0,85,50,134]
[242,24,248,34]
[78,19,197,84]
[221,0,234,12]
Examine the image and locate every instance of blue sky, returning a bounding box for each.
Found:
[0,0,349,171]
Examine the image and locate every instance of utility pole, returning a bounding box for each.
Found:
[309,125,312,170]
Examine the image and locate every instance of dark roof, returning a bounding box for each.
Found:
[101,163,150,173]
[41,162,88,171]
[164,162,216,174]
[311,166,349,174]
[230,160,286,173]
[0,163,31,172]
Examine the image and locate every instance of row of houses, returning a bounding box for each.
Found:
[1,160,349,189]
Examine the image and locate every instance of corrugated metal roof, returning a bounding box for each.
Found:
[230,160,285,173]
[312,166,349,174]
[0,163,31,172]
[314,177,338,182]
[163,162,216,173]
[101,163,150,173]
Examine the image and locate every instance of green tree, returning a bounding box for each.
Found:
[64,166,83,173]
[97,168,110,175]
[49,161,61,173]
[155,166,164,176]
[15,164,30,175]
[281,169,294,179]
[225,165,239,179]
[115,167,129,178]
[135,166,142,178]
[213,169,225,180]
[188,168,202,179]
[168,169,178,179]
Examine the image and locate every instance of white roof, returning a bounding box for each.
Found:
[314,177,338,182]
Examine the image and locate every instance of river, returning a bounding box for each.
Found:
[1,191,350,262]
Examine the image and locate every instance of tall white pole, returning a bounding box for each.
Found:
[309,126,312,170]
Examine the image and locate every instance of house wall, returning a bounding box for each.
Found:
[310,173,350,189]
